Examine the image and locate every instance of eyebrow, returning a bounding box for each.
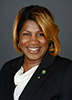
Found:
[22,30,43,33]
[22,30,30,32]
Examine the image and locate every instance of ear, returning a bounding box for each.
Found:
[48,40,55,52]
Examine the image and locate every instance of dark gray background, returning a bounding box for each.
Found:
[0,0,72,69]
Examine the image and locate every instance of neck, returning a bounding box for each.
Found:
[24,60,41,66]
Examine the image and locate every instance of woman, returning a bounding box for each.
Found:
[0,5,72,100]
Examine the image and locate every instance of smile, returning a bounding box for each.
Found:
[28,47,40,51]
[27,47,40,53]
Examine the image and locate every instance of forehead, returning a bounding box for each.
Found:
[20,20,42,32]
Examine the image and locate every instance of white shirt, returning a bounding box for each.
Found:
[13,65,39,100]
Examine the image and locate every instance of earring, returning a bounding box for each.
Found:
[18,43,20,48]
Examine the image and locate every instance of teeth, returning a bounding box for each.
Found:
[28,48,40,51]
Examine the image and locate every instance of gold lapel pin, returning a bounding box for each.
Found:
[41,70,46,75]
[38,76,40,79]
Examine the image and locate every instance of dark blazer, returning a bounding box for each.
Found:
[0,52,72,100]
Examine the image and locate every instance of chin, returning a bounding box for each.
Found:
[25,55,42,61]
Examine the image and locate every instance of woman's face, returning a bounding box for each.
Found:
[19,20,49,61]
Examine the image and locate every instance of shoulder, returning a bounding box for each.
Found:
[0,56,23,95]
[54,56,72,99]
[54,55,72,66]
[0,55,23,89]
[52,55,72,76]
[0,55,23,72]
[56,57,72,98]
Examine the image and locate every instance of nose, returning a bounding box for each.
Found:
[29,35,39,45]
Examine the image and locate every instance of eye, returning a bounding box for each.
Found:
[23,33,30,36]
[37,33,44,36]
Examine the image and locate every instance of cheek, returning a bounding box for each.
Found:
[40,39,49,52]
[40,39,49,46]
[19,38,28,45]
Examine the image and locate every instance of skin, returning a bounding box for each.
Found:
[19,20,49,72]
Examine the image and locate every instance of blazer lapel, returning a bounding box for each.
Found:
[5,55,24,100]
[19,52,56,100]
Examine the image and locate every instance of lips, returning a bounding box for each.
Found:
[27,47,40,53]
